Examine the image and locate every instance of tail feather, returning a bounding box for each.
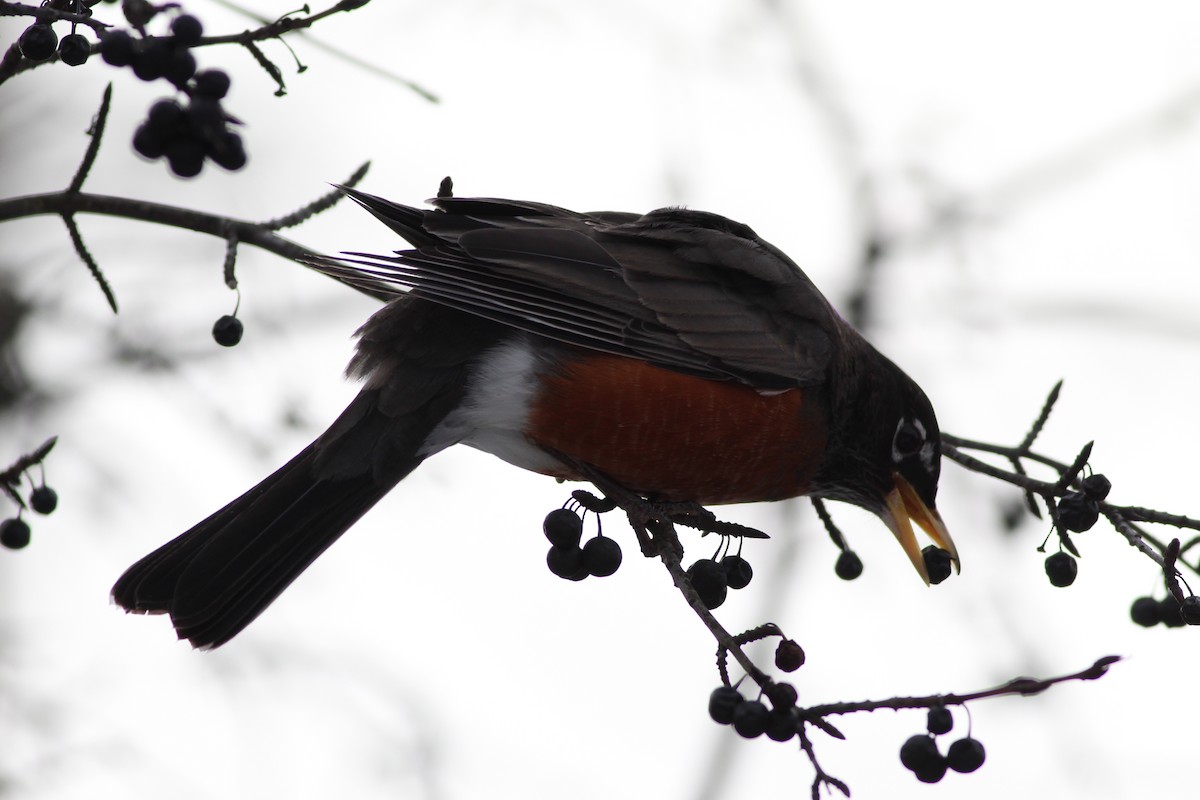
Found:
[173,470,396,648]
[112,392,425,649]
[113,252,510,649]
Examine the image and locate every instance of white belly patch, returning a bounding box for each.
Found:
[418,338,561,473]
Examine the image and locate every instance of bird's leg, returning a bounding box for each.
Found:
[656,504,770,540]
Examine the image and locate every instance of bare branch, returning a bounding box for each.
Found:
[799,656,1121,719]
[0,190,390,302]
[61,212,117,313]
[67,84,112,194]
[1,437,58,508]
[261,161,371,230]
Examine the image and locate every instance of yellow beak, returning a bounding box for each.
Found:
[882,472,959,585]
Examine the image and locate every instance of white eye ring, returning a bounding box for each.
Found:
[892,418,926,462]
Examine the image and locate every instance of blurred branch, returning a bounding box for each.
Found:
[760,0,888,329]
[204,0,439,102]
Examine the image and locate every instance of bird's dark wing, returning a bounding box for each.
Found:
[310,188,839,387]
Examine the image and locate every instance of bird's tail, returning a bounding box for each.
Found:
[111,391,424,649]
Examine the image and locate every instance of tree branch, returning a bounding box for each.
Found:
[0,189,389,302]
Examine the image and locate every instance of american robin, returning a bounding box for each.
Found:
[112,186,957,648]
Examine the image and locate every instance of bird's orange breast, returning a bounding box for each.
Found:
[526,355,828,504]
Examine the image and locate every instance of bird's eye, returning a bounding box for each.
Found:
[892,419,925,460]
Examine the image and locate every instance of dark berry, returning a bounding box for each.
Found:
[30,486,58,515]
[687,558,728,610]
[147,99,186,139]
[100,30,136,67]
[212,314,243,346]
[731,699,769,738]
[926,705,953,735]
[834,549,863,580]
[1081,474,1111,501]
[707,686,742,725]
[764,681,797,710]
[166,136,205,178]
[58,33,91,67]
[1160,595,1186,628]
[1181,596,1200,625]
[170,14,204,46]
[546,545,585,580]
[1056,491,1099,532]
[19,24,58,62]
[165,47,197,86]
[194,69,232,100]
[132,123,167,160]
[542,508,582,548]
[914,760,949,784]
[899,734,941,772]
[774,639,805,672]
[207,130,247,171]
[581,536,621,577]
[946,737,986,773]
[1130,596,1161,627]
[721,555,753,590]
[922,545,953,585]
[0,518,31,550]
[1044,551,1077,587]
[765,707,800,742]
[186,98,225,139]
[132,40,171,81]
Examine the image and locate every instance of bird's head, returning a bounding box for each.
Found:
[815,350,957,584]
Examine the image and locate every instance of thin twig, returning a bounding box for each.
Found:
[205,0,439,102]
[1053,441,1094,493]
[1,436,58,508]
[811,497,848,551]
[798,656,1121,719]
[1018,379,1062,452]
[68,84,112,194]
[261,161,371,230]
[797,723,850,800]
[222,224,239,290]
[243,39,286,95]
[61,212,117,313]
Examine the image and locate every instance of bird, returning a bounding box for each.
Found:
[112,184,957,649]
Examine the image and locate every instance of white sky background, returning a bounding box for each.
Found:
[2,1,1200,799]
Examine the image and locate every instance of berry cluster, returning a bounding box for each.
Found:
[543,508,622,581]
[707,681,802,742]
[93,11,249,178]
[898,706,985,784]
[686,550,753,610]
[1130,593,1200,628]
[14,5,247,179]
[1041,474,1112,588]
[1055,474,1110,533]
[16,5,93,67]
[131,74,244,178]
[2,484,58,551]
[98,13,204,87]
